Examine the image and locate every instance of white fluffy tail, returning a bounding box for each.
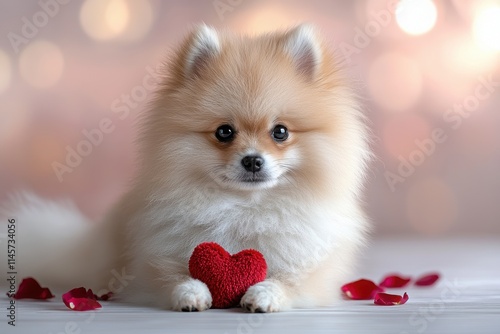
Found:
[0,193,115,292]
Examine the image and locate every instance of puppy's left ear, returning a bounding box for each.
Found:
[283,24,322,80]
[184,24,221,78]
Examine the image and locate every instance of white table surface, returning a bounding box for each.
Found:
[1,237,499,334]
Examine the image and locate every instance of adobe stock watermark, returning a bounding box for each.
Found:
[400,278,467,334]
[95,266,136,297]
[5,218,17,327]
[51,64,162,183]
[213,0,245,21]
[338,0,398,64]
[47,311,95,334]
[7,0,72,54]
[385,74,499,191]
[224,312,268,334]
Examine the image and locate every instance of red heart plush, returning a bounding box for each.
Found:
[188,242,267,308]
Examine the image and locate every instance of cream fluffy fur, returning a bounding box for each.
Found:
[1,24,371,312]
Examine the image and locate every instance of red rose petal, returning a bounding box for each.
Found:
[10,277,55,300]
[374,292,409,306]
[64,287,95,299]
[63,287,101,311]
[94,292,113,301]
[64,298,102,311]
[341,279,384,300]
[379,274,411,288]
[415,273,440,286]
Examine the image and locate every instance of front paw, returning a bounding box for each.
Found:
[240,280,287,313]
[171,279,212,312]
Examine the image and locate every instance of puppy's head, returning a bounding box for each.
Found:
[143,25,370,200]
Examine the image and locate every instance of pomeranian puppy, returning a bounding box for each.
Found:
[1,24,370,312]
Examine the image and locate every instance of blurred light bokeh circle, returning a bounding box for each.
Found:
[382,114,431,160]
[80,0,128,40]
[0,100,29,154]
[19,40,65,89]
[406,177,457,236]
[0,49,11,93]
[473,5,500,51]
[367,52,423,112]
[440,35,499,77]
[80,0,153,42]
[229,4,300,34]
[396,0,437,35]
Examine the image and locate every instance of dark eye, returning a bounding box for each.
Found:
[271,124,289,142]
[215,124,235,142]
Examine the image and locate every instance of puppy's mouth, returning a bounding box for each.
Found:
[240,174,269,183]
[217,172,278,190]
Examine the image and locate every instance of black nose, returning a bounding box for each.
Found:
[241,155,265,172]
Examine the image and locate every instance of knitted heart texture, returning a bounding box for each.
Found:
[188,242,267,308]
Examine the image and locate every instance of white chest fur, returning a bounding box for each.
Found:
[130,186,362,281]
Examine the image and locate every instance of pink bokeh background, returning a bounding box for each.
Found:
[1,0,499,236]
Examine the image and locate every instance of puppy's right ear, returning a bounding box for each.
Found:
[184,24,221,78]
